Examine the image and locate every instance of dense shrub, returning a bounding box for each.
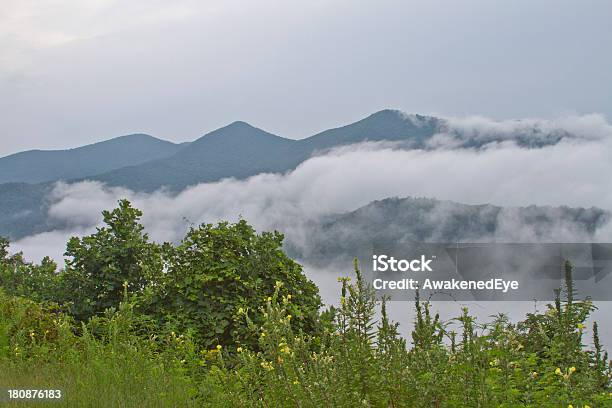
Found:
[143,219,322,349]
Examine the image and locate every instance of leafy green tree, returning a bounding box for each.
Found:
[145,219,322,349]
[0,237,59,302]
[61,200,162,321]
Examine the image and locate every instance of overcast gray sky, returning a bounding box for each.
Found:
[1,0,611,157]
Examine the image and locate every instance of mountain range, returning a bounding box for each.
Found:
[287,197,609,266]
[0,109,593,241]
[0,134,186,185]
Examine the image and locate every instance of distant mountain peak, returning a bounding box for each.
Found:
[193,120,285,145]
[301,109,441,149]
[226,120,256,129]
[367,108,425,118]
[368,108,405,118]
[210,120,265,135]
[107,133,157,141]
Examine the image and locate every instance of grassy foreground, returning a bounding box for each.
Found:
[0,265,611,407]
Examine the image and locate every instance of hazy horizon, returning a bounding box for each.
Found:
[2,0,612,157]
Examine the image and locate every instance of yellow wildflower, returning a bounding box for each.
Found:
[555,367,562,375]
[237,347,243,353]
[260,361,274,371]
[216,344,222,351]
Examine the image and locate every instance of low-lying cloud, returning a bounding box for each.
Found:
[10,114,612,265]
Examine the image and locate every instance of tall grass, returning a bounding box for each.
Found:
[0,261,610,407]
[0,290,199,407]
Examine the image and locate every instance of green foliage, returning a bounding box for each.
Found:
[144,219,322,349]
[0,202,610,407]
[61,200,163,321]
[0,289,198,407]
[0,289,74,362]
[1,200,322,351]
[0,237,60,302]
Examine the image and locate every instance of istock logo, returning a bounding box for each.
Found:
[372,254,434,272]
